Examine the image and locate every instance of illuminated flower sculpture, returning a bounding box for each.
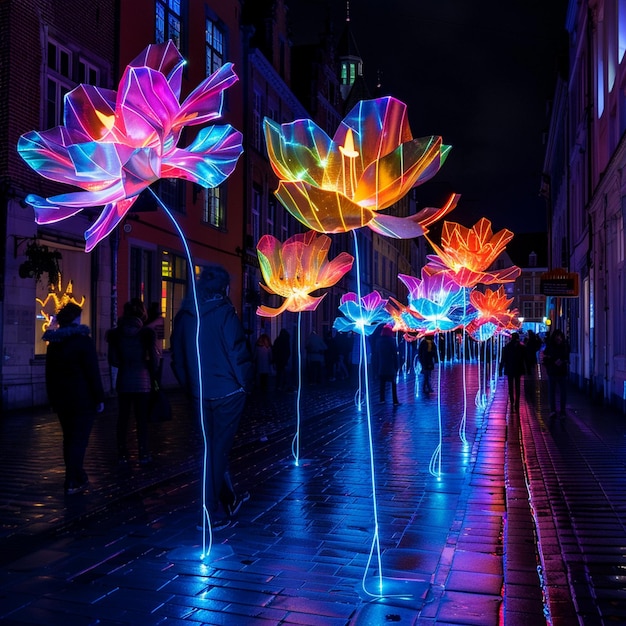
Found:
[425,218,521,287]
[466,286,519,340]
[396,270,468,334]
[256,231,354,317]
[333,291,391,335]
[18,41,243,252]
[264,96,459,238]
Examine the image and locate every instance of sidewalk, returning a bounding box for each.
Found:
[0,364,624,624]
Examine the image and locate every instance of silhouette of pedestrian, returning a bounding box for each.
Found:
[525,329,542,375]
[418,334,438,393]
[107,298,159,465]
[499,332,527,412]
[305,330,326,384]
[377,326,400,404]
[272,328,291,391]
[254,333,273,393]
[43,302,104,494]
[171,265,253,531]
[543,329,570,419]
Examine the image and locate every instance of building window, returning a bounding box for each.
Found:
[45,38,103,128]
[130,246,155,304]
[205,16,224,76]
[202,185,225,229]
[523,278,532,294]
[157,179,185,213]
[160,250,188,349]
[267,197,276,237]
[252,91,263,151]
[156,0,182,48]
[250,186,261,248]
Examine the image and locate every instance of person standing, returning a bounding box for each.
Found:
[107,298,159,465]
[43,302,104,494]
[418,334,438,393]
[543,329,570,419]
[377,325,400,405]
[171,265,253,531]
[272,328,291,391]
[499,332,527,412]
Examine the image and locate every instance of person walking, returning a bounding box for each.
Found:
[253,333,273,393]
[272,328,291,391]
[171,265,253,531]
[418,334,438,393]
[377,325,400,405]
[43,302,104,494]
[107,298,159,465]
[543,329,570,419]
[499,331,527,412]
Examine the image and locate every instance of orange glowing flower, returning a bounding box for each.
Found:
[264,96,459,238]
[425,218,521,286]
[256,231,354,317]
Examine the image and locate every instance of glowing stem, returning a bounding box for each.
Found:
[352,230,384,597]
[459,290,468,444]
[149,188,212,559]
[428,332,443,477]
[292,311,302,465]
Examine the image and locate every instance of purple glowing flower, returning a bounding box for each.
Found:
[18,41,243,251]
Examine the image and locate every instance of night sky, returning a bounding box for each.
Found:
[287,0,569,234]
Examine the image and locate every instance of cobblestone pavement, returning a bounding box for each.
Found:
[0,363,624,625]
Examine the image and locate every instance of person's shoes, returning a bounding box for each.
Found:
[196,517,231,532]
[227,491,251,517]
[65,479,89,495]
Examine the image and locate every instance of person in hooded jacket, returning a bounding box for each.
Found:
[499,331,527,412]
[171,265,253,531]
[107,298,159,465]
[43,302,104,494]
[377,325,400,404]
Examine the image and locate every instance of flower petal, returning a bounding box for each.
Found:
[161,125,243,186]
[64,84,118,140]
[275,181,375,233]
[175,63,239,129]
[263,117,333,186]
[84,196,139,252]
[129,40,185,99]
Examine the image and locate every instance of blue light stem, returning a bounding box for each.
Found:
[428,332,443,477]
[149,188,212,559]
[292,311,302,465]
[352,230,384,597]
[458,289,468,443]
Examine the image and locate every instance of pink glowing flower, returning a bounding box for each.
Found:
[264,96,459,238]
[18,41,243,251]
[333,290,392,335]
[396,270,468,333]
[256,231,354,317]
[425,218,521,286]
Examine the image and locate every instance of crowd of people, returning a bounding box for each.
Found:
[43,274,570,528]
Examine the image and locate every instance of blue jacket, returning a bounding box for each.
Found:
[171,294,253,400]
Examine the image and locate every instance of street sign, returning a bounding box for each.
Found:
[540,269,579,297]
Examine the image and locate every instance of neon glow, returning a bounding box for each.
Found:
[264,97,459,238]
[256,231,354,317]
[19,41,244,558]
[425,218,521,286]
[333,291,392,335]
[18,41,243,252]
[37,277,85,334]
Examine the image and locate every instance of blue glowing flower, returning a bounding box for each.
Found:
[333,290,392,335]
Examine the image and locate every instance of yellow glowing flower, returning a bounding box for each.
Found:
[264,96,458,238]
[256,231,354,317]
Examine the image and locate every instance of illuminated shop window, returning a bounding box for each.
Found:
[35,245,91,356]
[161,250,188,349]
